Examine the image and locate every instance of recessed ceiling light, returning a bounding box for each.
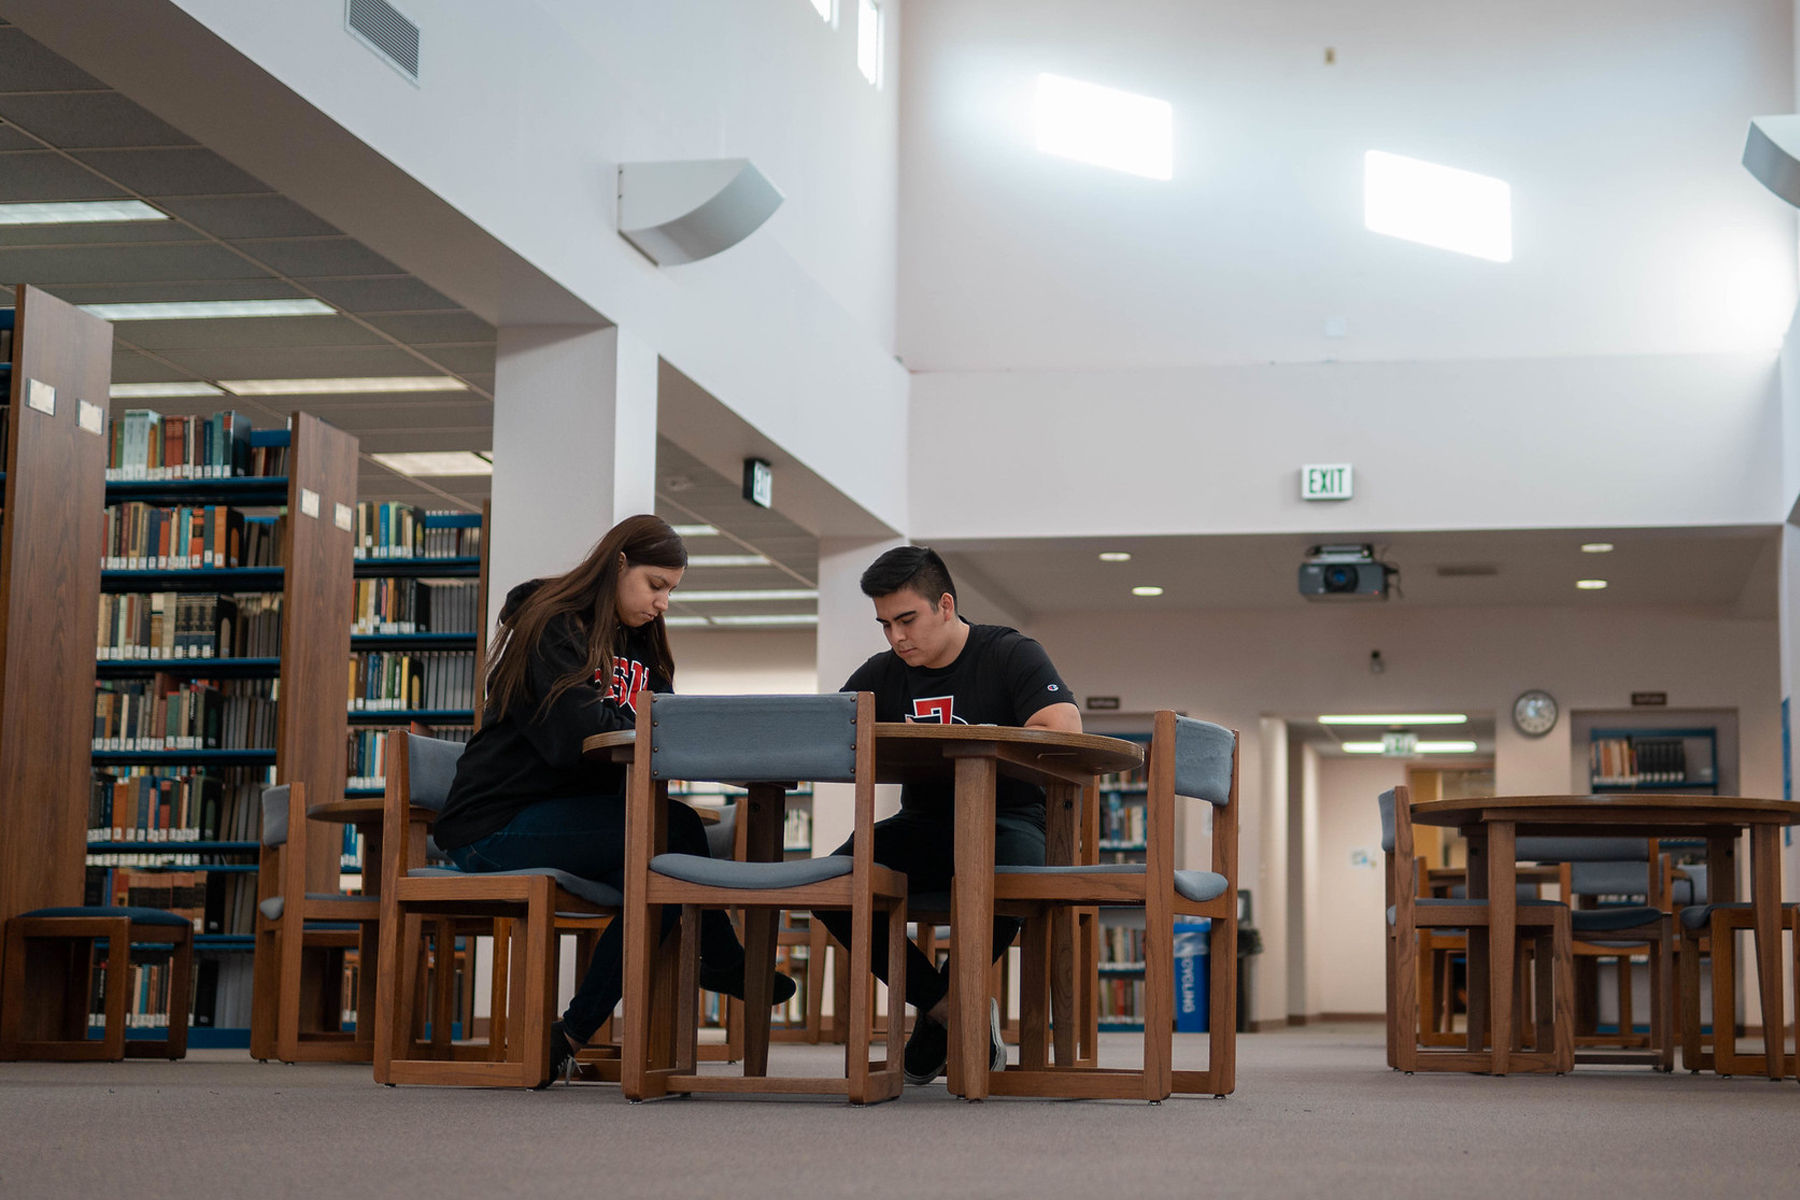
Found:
[1318,714,1468,726]
[671,524,719,538]
[110,381,225,399]
[0,200,168,225]
[673,589,819,603]
[1131,585,1164,597]
[1581,542,1614,554]
[81,299,336,322]
[707,614,820,627]
[1576,579,1608,590]
[1342,739,1479,754]
[1098,552,1132,562]
[687,554,771,568]
[370,451,493,477]
[664,615,711,628]
[1364,150,1512,263]
[1035,73,1174,181]
[218,376,468,396]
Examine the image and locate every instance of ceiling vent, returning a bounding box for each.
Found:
[1435,564,1499,578]
[346,0,421,83]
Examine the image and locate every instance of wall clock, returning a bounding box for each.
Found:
[1512,689,1559,737]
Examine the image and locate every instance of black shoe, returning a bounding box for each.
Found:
[698,961,798,1008]
[989,998,1006,1072]
[537,1020,581,1089]
[904,1014,948,1086]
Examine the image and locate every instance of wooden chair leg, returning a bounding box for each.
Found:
[488,920,510,1060]
[1018,907,1049,1070]
[165,931,192,1060]
[741,907,777,1076]
[100,920,129,1061]
[1677,930,1707,1071]
[1552,915,1574,1073]
[674,906,700,1076]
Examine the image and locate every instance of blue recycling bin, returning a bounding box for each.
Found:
[1173,919,1211,1032]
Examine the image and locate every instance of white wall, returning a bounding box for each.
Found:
[1311,753,1404,1018]
[899,0,1795,371]
[674,629,818,696]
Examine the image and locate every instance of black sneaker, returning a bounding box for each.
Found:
[698,961,798,1008]
[536,1020,580,1089]
[904,1014,949,1085]
[989,998,1006,1072]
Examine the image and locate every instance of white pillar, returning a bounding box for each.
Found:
[812,535,904,858]
[487,324,658,628]
[1780,523,1800,900]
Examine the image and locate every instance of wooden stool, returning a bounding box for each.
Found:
[1,907,193,1061]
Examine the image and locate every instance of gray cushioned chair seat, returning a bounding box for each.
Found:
[21,905,190,928]
[408,865,623,907]
[649,853,853,889]
[1387,897,1563,927]
[1680,901,1800,931]
[1671,866,1707,907]
[1570,905,1663,934]
[257,893,371,922]
[992,862,1230,904]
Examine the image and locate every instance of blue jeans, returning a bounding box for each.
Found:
[447,793,742,1043]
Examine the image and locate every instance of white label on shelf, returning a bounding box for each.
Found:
[334,502,353,531]
[77,399,104,435]
[300,487,321,518]
[26,378,54,415]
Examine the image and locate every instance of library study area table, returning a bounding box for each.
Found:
[584,722,1143,1100]
[1410,793,1800,1078]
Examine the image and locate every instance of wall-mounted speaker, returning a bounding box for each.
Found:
[616,159,784,266]
[1743,116,1800,208]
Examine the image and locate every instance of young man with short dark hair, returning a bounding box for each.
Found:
[815,546,1081,1085]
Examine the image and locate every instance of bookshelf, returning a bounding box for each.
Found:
[87,405,358,1047]
[0,287,114,1029]
[1092,734,1150,1031]
[1588,727,1719,793]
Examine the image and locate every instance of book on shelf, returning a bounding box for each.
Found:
[102,503,285,571]
[87,767,267,845]
[93,676,278,753]
[1097,976,1146,1023]
[346,722,472,791]
[1097,759,1149,792]
[352,577,479,635]
[1590,735,1703,786]
[348,649,476,712]
[784,805,812,852]
[87,945,186,1032]
[106,409,264,481]
[190,955,255,1030]
[1101,925,1148,967]
[1101,793,1147,845]
[96,592,270,661]
[353,502,483,560]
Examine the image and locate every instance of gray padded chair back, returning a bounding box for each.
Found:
[649,694,860,784]
[1378,789,1397,854]
[408,732,465,813]
[261,784,290,848]
[1673,864,1708,906]
[1171,717,1234,806]
[705,801,739,860]
[1569,860,1650,898]
[1516,836,1646,863]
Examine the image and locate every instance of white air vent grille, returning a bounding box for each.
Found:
[347,0,420,81]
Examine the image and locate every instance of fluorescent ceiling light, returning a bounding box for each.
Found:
[707,614,820,627]
[370,451,493,477]
[1581,542,1615,554]
[82,299,335,322]
[1318,714,1468,726]
[1576,579,1608,590]
[1131,585,1164,597]
[810,0,835,22]
[110,381,224,399]
[0,199,168,226]
[1099,552,1132,562]
[687,555,771,568]
[218,376,468,396]
[671,524,719,538]
[857,0,882,86]
[1364,150,1512,263]
[674,589,819,603]
[664,615,711,627]
[1035,73,1173,181]
[1343,740,1480,754]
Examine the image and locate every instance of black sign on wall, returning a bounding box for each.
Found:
[1085,696,1121,711]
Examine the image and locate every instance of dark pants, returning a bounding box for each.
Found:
[814,806,1045,1015]
[446,793,743,1043]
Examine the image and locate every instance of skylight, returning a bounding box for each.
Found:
[1364,150,1512,262]
[857,0,881,86]
[1034,74,1173,181]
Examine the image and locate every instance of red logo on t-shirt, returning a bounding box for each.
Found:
[598,657,650,714]
[908,695,965,724]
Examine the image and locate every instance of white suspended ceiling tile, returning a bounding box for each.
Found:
[0,152,130,202]
[411,343,496,375]
[0,242,272,283]
[0,28,106,91]
[239,236,402,279]
[74,148,270,196]
[358,311,496,344]
[305,276,462,313]
[155,195,342,240]
[0,93,195,150]
[153,343,441,380]
[0,220,207,247]
[113,314,392,352]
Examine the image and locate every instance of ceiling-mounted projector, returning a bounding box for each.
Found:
[1298,544,1395,602]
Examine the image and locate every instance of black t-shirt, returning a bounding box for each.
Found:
[842,622,1071,818]
[435,582,669,849]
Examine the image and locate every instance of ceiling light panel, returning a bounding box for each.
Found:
[1099,552,1132,562]
[110,381,225,398]
[1581,543,1615,554]
[370,451,494,477]
[1131,585,1164,597]
[218,376,469,396]
[674,589,819,603]
[1364,150,1512,263]
[0,199,169,225]
[671,524,719,538]
[82,299,336,321]
[687,555,772,568]
[1035,74,1174,181]
[707,614,820,627]
[1318,714,1468,726]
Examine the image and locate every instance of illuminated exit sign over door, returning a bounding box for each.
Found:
[1302,463,1353,501]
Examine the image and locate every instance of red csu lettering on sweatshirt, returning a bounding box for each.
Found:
[597,657,650,714]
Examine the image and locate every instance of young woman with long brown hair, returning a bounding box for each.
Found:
[433,514,792,1083]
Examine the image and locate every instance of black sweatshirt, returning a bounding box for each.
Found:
[433,580,670,850]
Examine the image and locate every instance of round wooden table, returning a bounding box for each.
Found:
[1411,793,1800,1077]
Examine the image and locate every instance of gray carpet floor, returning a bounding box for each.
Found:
[1,1024,1795,1200]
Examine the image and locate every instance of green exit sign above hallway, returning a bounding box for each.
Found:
[1302,463,1353,501]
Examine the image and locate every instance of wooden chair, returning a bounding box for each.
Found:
[1676,899,1798,1076]
[1384,785,1574,1074]
[373,730,618,1087]
[1,906,192,1060]
[987,710,1240,1100]
[249,783,382,1062]
[620,691,909,1104]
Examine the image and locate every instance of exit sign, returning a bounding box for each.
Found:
[1302,463,1353,501]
